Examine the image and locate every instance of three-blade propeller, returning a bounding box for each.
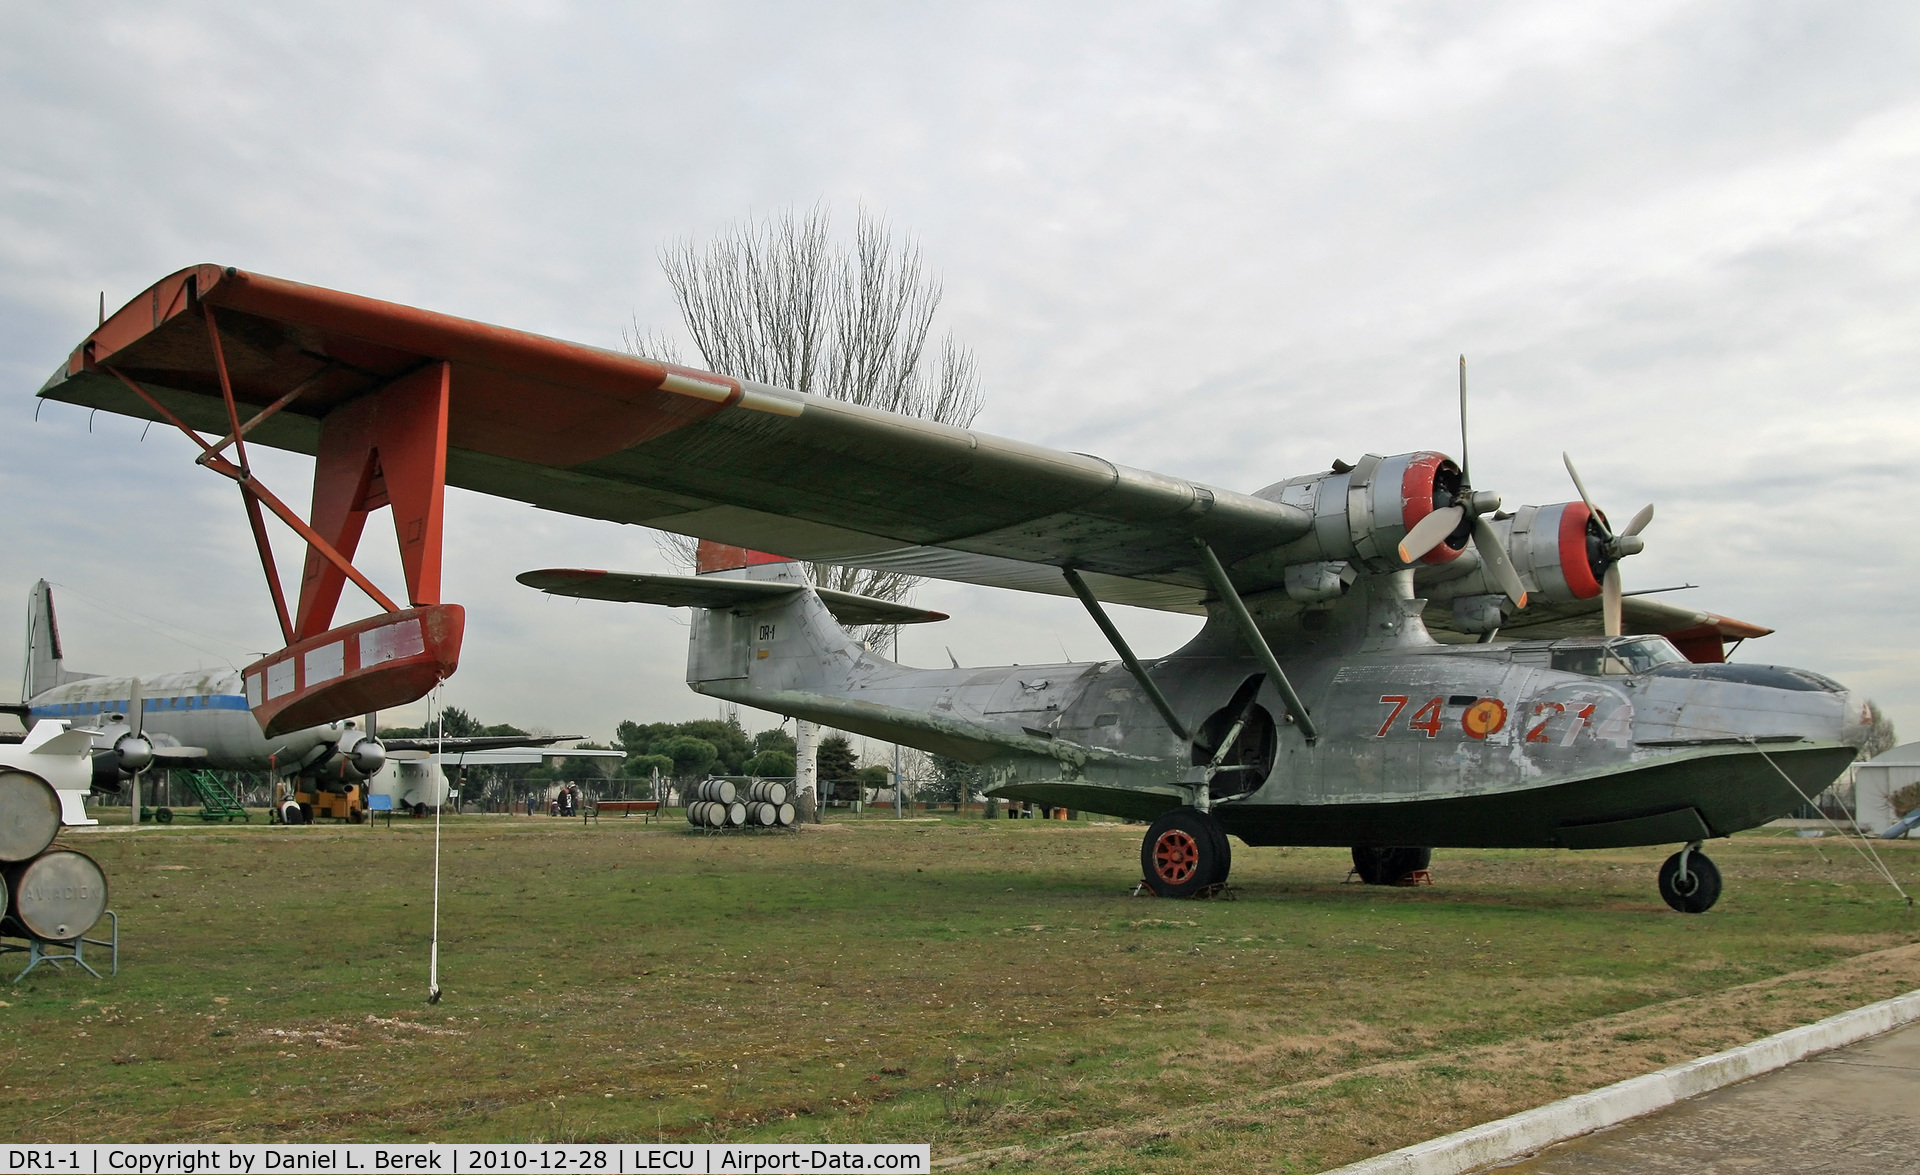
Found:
[1562,452,1655,637]
[1396,357,1528,609]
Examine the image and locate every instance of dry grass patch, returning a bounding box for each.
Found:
[0,814,1913,1171]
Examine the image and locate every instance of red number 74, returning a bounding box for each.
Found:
[1376,695,1411,737]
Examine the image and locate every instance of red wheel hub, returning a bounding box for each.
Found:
[1153,829,1201,885]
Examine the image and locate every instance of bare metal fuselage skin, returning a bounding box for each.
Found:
[688,562,1865,849]
[27,670,348,771]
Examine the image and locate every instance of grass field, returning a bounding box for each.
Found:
[4,810,1920,1172]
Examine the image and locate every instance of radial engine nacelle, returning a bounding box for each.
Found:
[1255,451,1476,574]
[1420,500,1625,634]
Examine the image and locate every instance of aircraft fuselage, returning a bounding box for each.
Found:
[687,565,1866,849]
[27,670,346,771]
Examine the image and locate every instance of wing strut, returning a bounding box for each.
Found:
[1061,567,1188,742]
[89,294,461,736]
[1190,539,1320,745]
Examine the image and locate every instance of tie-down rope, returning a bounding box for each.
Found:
[1748,738,1909,907]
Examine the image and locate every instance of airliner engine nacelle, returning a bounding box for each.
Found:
[331,729,386,780]
[1258,451,1472,574]
[111,729,153,774]
[303,728,386,782]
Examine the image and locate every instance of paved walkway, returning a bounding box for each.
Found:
[1490,1021,1920,1173]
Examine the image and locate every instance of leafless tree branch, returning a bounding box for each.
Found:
[633,204,983,642]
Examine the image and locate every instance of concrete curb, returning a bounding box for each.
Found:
[1323,987,1920,1175]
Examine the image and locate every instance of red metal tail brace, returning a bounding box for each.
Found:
[242,485,296,646]
[200,363,333,466]
[98,365,404,621]
[201,304,250,476]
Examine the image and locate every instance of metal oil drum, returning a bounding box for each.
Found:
[6,849,108,942]
[0,771,63,862]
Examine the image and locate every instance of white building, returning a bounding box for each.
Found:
[1851,744,1920,835]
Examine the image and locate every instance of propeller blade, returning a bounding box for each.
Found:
[127,676,143,740]
[1398,505,1465,563]
[1562,452,1601,527]
[1622,503,1654,538]
[1458,355,1470,486]
[152,746,209,763]
[1602,563,1623,638]
[1471,514,1529,609]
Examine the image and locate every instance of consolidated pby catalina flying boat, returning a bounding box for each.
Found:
[35,265,1870,911]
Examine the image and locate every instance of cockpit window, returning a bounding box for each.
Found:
[1550,637,1689,677]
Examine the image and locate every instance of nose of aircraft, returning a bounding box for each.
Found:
[1836,689,1874,752]
[1640,661,1865,746]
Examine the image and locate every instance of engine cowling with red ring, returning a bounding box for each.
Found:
[1254,451,1471,573]
[1506,500,1611,602]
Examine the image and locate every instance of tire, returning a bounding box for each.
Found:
[1351,846,1431,885]
[280,802,305,826]
[155,807,174,824]
[412,802,428,819]
[1659,849,1722,914]
[1140,808,1229,898]
[1206,818,1232,885]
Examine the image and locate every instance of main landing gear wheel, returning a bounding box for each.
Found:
[279,801,306,825]
[1141,808,1231,898]
[1351,846,1431,886]
[1659,846,1722,914]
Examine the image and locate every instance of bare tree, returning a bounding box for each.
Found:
[1861,700,1899,761]
[627,204,983,629]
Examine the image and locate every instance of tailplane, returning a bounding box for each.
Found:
[23,580,97,702]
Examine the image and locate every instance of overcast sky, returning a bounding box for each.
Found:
[3,2,1917,748]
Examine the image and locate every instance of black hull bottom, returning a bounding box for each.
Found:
[994,743,1855,850]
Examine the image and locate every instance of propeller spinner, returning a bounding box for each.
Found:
[1397,357,1528,609]
[111,676,154,774]
[1562,452,1655,637]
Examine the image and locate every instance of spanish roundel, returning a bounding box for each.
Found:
[1462,699,1508,739]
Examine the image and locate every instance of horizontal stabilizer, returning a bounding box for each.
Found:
[518,569,948,626]
[381,733,580,753]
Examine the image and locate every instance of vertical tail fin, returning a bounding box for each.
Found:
[23,579,95,701]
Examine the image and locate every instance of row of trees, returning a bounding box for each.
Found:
[612,716,796,780]
[381,703,981,798]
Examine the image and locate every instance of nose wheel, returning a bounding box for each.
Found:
[1659,843,1721,913]
[1140,807,1231,898]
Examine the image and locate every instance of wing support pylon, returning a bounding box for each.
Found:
[88,285,461,736]
[1191,538,1319,745]
[1061,566,1188,742]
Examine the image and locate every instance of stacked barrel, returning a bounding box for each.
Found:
[686,779,797,830]
[0,770,109,944]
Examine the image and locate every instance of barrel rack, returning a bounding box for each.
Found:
[3,911,119,982]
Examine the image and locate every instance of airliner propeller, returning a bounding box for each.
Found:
[90,677,208,792]
[1562,452,1655,637]
[110,676,154,774]
[1397,357,1528,609]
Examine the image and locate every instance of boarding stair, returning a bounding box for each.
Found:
[176,769,251,822]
